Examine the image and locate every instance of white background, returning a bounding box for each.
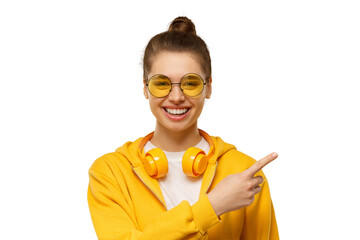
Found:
[1,0,359,239]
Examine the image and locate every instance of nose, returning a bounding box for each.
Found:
[167,84,185,103]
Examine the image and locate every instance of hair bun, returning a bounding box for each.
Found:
[168,16,196,35]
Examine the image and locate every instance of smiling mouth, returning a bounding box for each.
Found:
[164,107,190,115]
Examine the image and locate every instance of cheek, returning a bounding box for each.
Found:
[192,99,206,112]
[148,99,162,113]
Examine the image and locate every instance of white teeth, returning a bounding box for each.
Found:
[165,108,189,115]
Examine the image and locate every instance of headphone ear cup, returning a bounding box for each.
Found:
[144,148,168,178]
[182,147,207,177]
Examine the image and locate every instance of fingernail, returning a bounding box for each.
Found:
[272,152,278,158]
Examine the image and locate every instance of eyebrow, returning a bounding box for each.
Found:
[148,73,203,81]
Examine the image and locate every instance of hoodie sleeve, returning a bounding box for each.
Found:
[87,162,220,240]
[239,171,279,240]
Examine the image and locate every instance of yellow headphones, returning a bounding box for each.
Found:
[137,129,215,178]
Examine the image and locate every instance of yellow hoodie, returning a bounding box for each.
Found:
[88,134,279,239]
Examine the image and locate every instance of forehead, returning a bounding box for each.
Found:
[149,51,204,80]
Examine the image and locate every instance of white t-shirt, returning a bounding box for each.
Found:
[143,137,210,210]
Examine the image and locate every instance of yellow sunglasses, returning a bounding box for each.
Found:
[146,73,206,98]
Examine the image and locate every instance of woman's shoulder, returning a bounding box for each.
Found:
[89,136,144,175]
[211,135,257,171]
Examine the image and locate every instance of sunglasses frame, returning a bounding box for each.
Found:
[146,73,207,98]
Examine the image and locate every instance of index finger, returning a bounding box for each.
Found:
[245,152,278,176]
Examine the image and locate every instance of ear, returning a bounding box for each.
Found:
[143,78,149,99]
[205,77,212,99]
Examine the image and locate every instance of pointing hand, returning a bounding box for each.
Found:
[207,152,278,217]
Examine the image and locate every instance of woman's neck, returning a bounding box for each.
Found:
[150,123,202,152]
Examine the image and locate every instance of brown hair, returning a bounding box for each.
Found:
[143,16,212,82]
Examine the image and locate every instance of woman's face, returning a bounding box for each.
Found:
[143,51,212,133]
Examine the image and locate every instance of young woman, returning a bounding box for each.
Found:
[88,16,279,240]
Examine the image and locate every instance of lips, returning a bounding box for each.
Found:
[164,107,190,115]
[162,107,191,121]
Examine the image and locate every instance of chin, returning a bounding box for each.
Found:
[159,119,197,134]
[164,123,191,133]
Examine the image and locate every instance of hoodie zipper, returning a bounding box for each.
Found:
[131,166,167,209]
[201,162,218,196]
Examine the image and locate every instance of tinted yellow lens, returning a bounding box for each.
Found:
[148,75,171,97]
[181,74,204,97]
